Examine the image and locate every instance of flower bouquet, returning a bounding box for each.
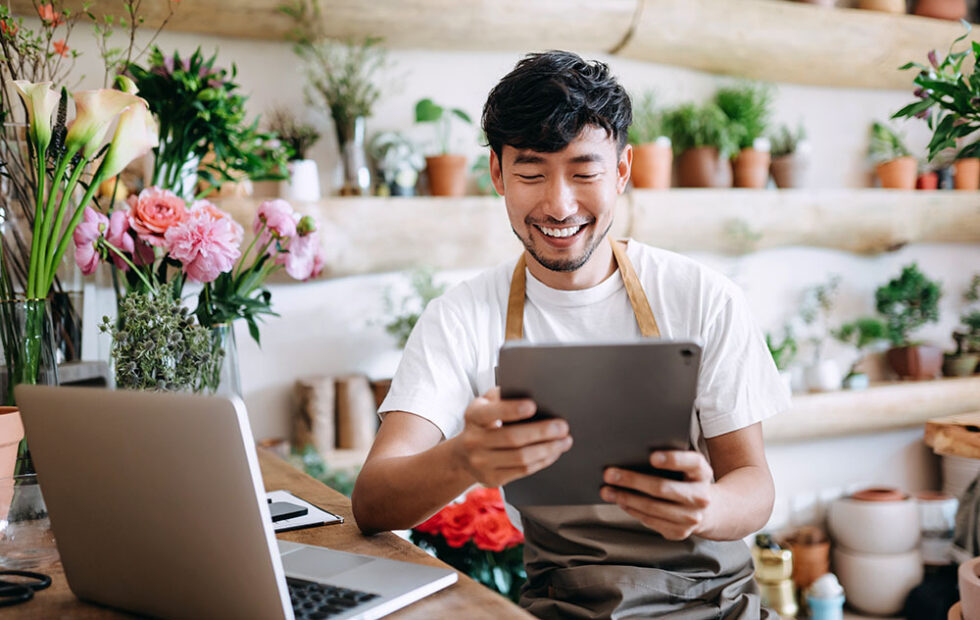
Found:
[76,189,325,393]
[410,487,526,602]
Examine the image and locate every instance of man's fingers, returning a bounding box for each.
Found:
[489,437,573,468]
[602,468,710,508]
[650,451,713,482]
[600,486,702,526]
[494,445,570,480]
[482,418,569,448]
[466,396,537,428]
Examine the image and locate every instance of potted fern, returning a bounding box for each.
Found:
[663,103,737,188]
[716,83,774,189]
[628,91,672,189]
[868,121,917,189]
[875,264,943,379]
[769,123,810,189]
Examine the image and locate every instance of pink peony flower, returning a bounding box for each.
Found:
[276,230,321,280]
[254,199,296,247]
[72,207,109,275]
[127,187,188,246]
[105,210,136,271]
[191,199,243,244]
[164,210,242,283]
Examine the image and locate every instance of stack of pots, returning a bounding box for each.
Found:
[827,488,923,616]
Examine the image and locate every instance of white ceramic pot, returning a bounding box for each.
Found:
[805,359,842,392]
[833,546,923,616]
[279,159,321,202]
[960,557,980,620]
[827,494,920,554]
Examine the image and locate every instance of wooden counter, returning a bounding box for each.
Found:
[9,449,531,619]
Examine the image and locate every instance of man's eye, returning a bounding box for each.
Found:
[517,174,543,180]
[575,174,599,180]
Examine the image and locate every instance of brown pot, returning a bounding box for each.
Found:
[914,0,968,20]
[0,407,23,521]
[631,142,673,189]
[425,154,468,197]
[783,526,830,590]
[732,148,772,189]
[886,344,944,380]
[875,156,917,190]
[859,0,907,12]
[953,158,980,190]
[770,154,807,189]
[677,147,722,188]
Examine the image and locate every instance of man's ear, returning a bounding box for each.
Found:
[490,149,505,196]
[617,144,633,194]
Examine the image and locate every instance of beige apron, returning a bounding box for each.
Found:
[505,239,771,619]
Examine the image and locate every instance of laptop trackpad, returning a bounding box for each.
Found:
[281,546,373,580]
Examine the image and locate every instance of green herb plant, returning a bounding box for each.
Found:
[765,328,798,371]
[894,22,980,162]
[868,121,912,165]
[662,103,737,158]
[290,445,358,497]
[628,91,667,145]
[383,269,447,349]
[770,123,807,158]
[715,83,774,153]
[99,282,215,392]
[875,263,942,347]
[415,98,473,155]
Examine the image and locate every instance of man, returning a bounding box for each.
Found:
[352,51,790,618]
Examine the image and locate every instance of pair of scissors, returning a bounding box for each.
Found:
[0,570,51,607]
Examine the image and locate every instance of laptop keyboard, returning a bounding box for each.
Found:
[288,577,381,619]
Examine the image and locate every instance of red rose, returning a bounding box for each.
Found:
[440,503,477,548]
[466,487,506,513]
[473,509,522,552]
[414,509,445,535]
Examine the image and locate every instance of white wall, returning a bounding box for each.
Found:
[37,17,979,522]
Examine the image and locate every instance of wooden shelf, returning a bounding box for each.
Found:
[217,189,980,279]
[13,0,979,89]
[763,376,980,443]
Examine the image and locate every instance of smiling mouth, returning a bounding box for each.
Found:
[534,224,587,239]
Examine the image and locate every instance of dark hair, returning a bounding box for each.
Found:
[481,51,632,159]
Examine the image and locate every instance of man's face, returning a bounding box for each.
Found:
[490,126,631,273]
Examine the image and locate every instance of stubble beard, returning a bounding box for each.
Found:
[515,219,613,273]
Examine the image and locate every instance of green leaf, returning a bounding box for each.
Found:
[451,108,472,124]
[892,99,932,120]
[415,98,443,123]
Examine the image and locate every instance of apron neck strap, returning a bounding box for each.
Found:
[505,238,661,341]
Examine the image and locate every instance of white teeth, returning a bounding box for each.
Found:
[539,225,582,238]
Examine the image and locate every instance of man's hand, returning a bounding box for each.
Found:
[450,387,573,488]
[600,450,715,541]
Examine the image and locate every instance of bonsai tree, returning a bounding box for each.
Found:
[834,317,888,379]
[955,274,980,353]
[868,121,912,165]
[875,263,942,347]
[715,82,774,153]
[663,102,737,158]
[415,98,473,155]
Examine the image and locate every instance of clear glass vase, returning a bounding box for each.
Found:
[0,299,60,408]
[0,470,59,569]
[334,116,372,196]
[201,324,241,398]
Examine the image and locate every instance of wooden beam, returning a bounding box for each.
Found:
[619,0,979,90]
[764,376,980,443]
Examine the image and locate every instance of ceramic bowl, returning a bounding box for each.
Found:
[827,491,919,554]
[833,547,923,617]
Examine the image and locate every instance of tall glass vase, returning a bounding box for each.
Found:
[334,115,372,196]
[201,324,242,398]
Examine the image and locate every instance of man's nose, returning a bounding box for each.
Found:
[540,177,577,221]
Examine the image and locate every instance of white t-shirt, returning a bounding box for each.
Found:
[379,240,790,523]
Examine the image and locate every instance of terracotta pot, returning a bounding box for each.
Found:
[631,142,673,189]
[677,147,722,188]
[732,148,771,189]
[886,344,944,379]
[0,407,23,521]
[770,154,807,189]
[858,0,907,12]
[875,156,917,189]
[782,526,830,590]
[953,158,980,190]
[917,171,939,190]
[914,0,968,20]
[425,154,468,197]
[943,353,980,377]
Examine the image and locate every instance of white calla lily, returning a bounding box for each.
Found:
[100,100,160,181]
[13,80,57,151]
[66,89,142,159]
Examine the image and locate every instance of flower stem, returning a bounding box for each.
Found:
[101,240,153,290]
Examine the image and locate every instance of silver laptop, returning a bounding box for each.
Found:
[15,385,457,620]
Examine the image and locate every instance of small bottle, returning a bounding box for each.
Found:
[806,573,845,620]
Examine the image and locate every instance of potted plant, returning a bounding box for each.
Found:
[267,106,322,202]
[945,274,980,376]
[916,160,939,190]
[894,26,980,190]
[415,98,473,196]
[769,123,809,189]
[868,121,917,189]
[370,131,424,197]
[716,83,774,189]
[628,91,672,189]
[382,268,447,349]
[875,263,943,379]
[799,275,844,392]
[834,317,889,389]
[765,328,797,394]
[914,0,968,20]
[663,102,737,188]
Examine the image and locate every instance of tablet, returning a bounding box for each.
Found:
[498,339,701,507]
